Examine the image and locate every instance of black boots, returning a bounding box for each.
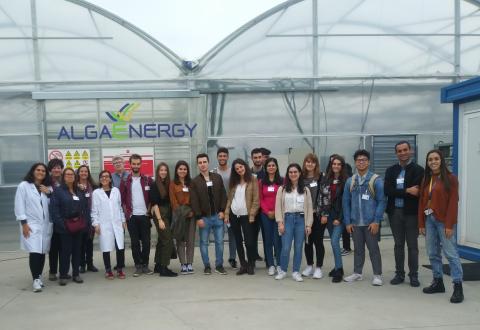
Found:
[409,275,420,287]
[450,282,464,303]
[423,278,445,294]
[159,266,178,277]
[390,274,405,285]
[332,268,344,283]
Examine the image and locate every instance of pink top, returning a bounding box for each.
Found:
[258,181,282,215]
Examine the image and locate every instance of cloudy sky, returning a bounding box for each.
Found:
[89,0,285,60]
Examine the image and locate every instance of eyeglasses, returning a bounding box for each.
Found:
[355,158,369,163]
[100,175,110,179]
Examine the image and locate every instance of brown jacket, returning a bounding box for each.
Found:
[169,181,190,211]
[225,176,259,222]
[190,172,227,220]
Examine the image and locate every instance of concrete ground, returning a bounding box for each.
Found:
[0,238,479,330]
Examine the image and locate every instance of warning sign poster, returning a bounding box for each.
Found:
[102,147,154,178]
[48,149,91,170]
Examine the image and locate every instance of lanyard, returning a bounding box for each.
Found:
[427,177,437,207]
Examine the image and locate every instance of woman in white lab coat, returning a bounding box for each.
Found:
[14,163,53,292]
[91,170,126,279]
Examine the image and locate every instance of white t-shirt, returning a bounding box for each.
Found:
[131,177,147,216]
[231,183,247,216]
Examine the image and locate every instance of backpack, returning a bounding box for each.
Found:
[349,173,380,198]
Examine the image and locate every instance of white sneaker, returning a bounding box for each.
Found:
[276,265,282,274]
[267,266,276,276]
[312,267,323,279]
[33,279,42,292]
[344,273,363,282]
[372,275,383,286]
[302,265,314,277]
[292,272,304,282]
[38,275,44,287]
[275,270,287,280]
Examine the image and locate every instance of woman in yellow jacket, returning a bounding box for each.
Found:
[224,158,259,275]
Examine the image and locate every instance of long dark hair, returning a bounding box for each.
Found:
[98,170,112,189]
[326,155,348,184]
[61,168,79,193]
[284,163,305,194]
[24,163,50,186]
[76,165,96,189]
[173,160,191,186]
[229,159,252,190]
[422,149,452,192]
[155,162,170,199]
[262,157,283,185]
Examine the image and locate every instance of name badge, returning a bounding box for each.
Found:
[182,187,189,192]
[296,195,305,203]
[424,208,433,216]
[85,193,90,198]
[145,186,150,191]
[73,195,80,201]
[206,181,213,187]
[309,182,317,187]
[333,179,339,184]
[361,194,370,200]
[396,178,405,184]
[267,186,275,192]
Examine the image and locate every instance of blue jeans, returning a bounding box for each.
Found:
[261,213,282,267]
[199,214,224,267]
[425,215,463,283]
[280,213,305,273]
[327,217,343,269]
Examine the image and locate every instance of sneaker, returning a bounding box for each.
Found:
[180,264,188,275]
[187,264,194,274]
[390,274,405,285]
[59,278,68,286]
[372,275,383,286]
[72,275,84,283]
[133,266,142,277]
[267,266,276,276]
[79,266,86,274]
[38,276,45,287]
[302,265,314,277]
[117,270,126,279]
[312,267,323,279]
[204,265,212,275]
[341,248,352,256]
[344,273,363,282]
[236,266,248,275]
[276,265,282,274]
[215,265,227,275]
[33,279,42,292]
[105,271,114,280]
[275,270,287,280]
[142,265,154,275]
[292,272,304,282]
[48,273,57,281]
[228,259,238,269]
[409,275,420,287]
[87,264,99,272]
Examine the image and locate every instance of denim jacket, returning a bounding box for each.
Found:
[342,171,386,226]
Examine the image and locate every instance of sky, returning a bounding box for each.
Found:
[89,0,285,60]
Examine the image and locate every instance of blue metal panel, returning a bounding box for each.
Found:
[441,76,480,104]
[452,103,459,175]
[458,245,480,262]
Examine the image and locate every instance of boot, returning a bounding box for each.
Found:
[154,264,161,273]
[87,263,98,272]
[236,266,248,275]
[332,268,344,283]
[409,275,420,287]
[159,266,178,277]
[450,282,464,303]
[423,278,445,294]
[247,264,255,275]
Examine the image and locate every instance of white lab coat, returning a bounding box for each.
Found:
[91,187,125,252]
[14,181,53,254]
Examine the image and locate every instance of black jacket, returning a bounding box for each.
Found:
[384,162,424,216]
[49,185,91,234]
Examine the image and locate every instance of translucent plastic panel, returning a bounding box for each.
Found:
[0,0,32,37]
[0,40,34,81]
[0,94,41,134]
[461,0,480,34]
[460,36,480,73]
[317,36,454,76]
[267,0,312,35]
[0,135,43,184]
[317,0,454,34]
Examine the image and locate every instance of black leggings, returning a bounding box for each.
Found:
[304,215,327,267]
[29,253,46,280]
[230,215,256,267]
[48,232,61,274]
[103,241,125,272]
[80,229,94,268]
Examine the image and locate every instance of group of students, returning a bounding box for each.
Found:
[14,141,464,303]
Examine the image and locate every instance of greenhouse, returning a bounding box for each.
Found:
[1,0,480,228]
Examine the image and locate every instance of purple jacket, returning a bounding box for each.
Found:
[120,174,153,220]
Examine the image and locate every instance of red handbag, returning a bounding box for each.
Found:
[64,216,87,234]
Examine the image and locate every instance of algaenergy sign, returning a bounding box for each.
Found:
[57,102,197,140]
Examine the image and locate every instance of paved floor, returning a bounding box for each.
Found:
[0,238,479,330]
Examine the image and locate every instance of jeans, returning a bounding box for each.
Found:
[327,217,343,270]
[230,215,256,266]
[127,215,152,267]
[260,213,282,267]
[389,209,419,277]
[352,226,382,275]
[199,214,224,267]
[280,213,305,273]
[425,214,463,283]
